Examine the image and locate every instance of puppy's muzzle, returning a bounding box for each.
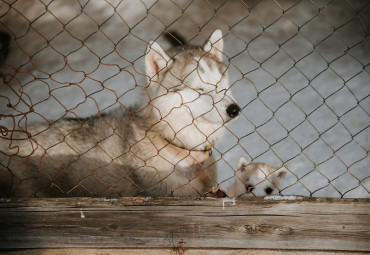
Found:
[226,103,240,118]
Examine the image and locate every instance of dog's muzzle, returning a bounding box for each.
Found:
[226,103,240,118]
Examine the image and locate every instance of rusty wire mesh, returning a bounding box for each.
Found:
[0,0,369,198]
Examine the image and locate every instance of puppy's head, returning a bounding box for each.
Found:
[144,30,240,151]
[231,157,287,197]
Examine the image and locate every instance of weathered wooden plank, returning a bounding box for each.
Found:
[1,249,368,255]
[0,197,369,251]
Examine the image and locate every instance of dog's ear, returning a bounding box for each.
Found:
[204,29,223,61]
[276,166,288,179]
[237,157,249,172]
[145,41,172,81]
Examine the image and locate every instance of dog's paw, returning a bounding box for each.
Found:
[205,186,227,198]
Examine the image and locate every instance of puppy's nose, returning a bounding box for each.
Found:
[226,104,240,118]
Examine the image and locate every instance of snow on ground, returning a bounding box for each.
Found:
[0,0,369,197]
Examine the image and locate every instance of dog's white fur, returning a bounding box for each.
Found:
[0,29,239,198]
[227,157,287,197]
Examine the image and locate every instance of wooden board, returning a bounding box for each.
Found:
[0,197,369,251]
[1,248,368,255]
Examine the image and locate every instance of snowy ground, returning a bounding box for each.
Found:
[0,0,369,198]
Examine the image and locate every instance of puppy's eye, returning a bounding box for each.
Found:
[265,187,273,195]
[245,185,254,193]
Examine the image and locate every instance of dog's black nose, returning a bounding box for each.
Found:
[226,104,240,118]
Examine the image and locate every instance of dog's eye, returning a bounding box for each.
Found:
[265,187,273,195]
[245,185,254,193]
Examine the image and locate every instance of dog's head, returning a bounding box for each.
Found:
[144,29,240,151]
[229,157,287,197]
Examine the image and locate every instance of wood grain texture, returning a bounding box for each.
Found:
[0,197,369,251]
[1,249,368,255]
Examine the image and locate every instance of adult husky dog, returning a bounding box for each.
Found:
[0,29,240,197]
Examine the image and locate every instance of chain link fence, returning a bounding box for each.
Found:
[0,0,369,198]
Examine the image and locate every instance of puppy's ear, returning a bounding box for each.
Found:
[276,167,288,179]
[237,157,249,172]
[203,29,223,61]
[145,41,172,81]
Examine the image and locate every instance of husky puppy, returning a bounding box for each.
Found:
[0,29,240,197]
[227,157,287,197]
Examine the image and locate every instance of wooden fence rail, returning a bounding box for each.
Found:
[0,197,369,253]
